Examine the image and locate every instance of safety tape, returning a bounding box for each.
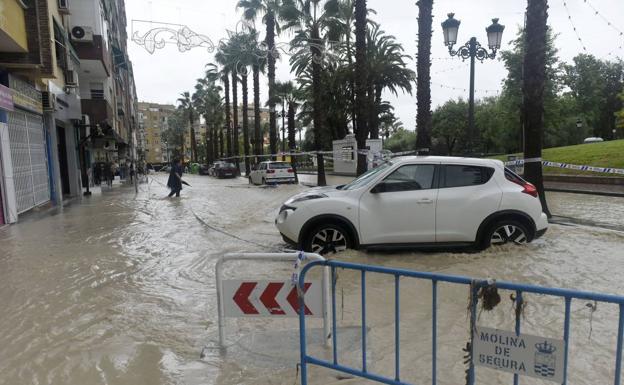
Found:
[218,151,623,175]
[504,159,624,175]
[217,148,418,161]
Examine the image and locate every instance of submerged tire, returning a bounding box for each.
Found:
[481,220,530,249]
[303,223,352,255]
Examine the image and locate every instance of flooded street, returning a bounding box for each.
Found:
[1,174,623,385]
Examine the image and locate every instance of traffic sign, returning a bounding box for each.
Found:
[223,280,323,318]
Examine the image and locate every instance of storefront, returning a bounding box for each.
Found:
[0,83,14,225]
[0,75,50,221]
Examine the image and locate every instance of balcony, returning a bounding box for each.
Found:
[0,0,28,53]
[73,35,111,77]
[81,99,114,127]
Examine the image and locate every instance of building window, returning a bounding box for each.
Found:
[90,82,104,99]
[53,20,67,70]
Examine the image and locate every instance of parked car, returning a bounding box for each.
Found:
[211,161,238,178]
[583,137,604,144]
[275,156,548,254]
[199,164,211,175]
[249,161,296,185]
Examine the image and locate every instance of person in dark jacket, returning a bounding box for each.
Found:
[167,159,184,197]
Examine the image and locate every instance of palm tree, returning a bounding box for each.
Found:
[195,70,224,164]
[273,80,302,153]
[367,25,415,138]
[215,48,233,157]
[324,0,356,131]
[354,0,368,175]
[204,63,223,158]
[177,91,197,163]
[281,0,334,186]
[523,0,551,216]
[237,0,283,158]
[253,60,266,158]
[415,0,433,154]
[227,30,263,174]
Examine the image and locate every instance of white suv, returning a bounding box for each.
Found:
[275,156,548,253]
[249,161,296,185]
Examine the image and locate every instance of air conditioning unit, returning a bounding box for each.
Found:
[64,69,78,87]
[71,26,93,42]
[41,91,57,112]
[58,0,70,13]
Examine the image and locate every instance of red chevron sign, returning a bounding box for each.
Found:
[223,280,322,318]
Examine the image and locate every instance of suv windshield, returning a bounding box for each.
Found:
[341,162,393,190]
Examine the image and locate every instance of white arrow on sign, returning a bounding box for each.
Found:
[222,280,323,318]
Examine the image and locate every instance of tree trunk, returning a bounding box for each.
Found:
[346,31,356,134]
[415,0,433,154]
[189,110,197,163]
[224,73,232,157]
[266,12,278,159]
[232,71,240,171]
[354,0,369,175]
[311,23,326,186]
[180,131,185,162]
[288,103,298,182]
[242,72,250,176]
[253,64,262,157]
[219,116,224,158]
[523,0,551,217]
[205,113,213,163]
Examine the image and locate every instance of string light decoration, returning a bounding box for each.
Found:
[431,63,469,75]
[582,0,624,37]
[131,18,343,67]
[131,19,219,54]
[431,81,500,95]
[580,0,624,60]
[561,0,587,52]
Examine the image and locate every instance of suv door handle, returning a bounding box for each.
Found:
[417,198,434,204]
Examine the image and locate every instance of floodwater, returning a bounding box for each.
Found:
[0,174,623,385]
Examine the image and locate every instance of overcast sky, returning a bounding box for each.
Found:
[126,0,624,130]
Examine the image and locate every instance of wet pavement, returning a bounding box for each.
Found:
[0,173,623,385]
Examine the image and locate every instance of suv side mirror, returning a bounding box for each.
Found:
[370,182,387,194]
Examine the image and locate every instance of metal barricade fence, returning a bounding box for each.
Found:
[297,259,624,385]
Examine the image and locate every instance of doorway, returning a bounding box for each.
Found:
[56,125,70,196]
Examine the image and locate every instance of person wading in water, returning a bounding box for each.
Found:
[167,159,184,197]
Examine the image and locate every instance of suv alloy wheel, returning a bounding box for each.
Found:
[304,223,351,254]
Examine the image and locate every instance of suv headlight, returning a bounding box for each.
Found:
[291,193,327,204]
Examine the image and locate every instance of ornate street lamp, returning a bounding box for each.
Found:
[442,13,504,154]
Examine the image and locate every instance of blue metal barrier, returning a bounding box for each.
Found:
[298,260,624,385]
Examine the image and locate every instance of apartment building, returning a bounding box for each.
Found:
[138,102,174,165]
[0,0,137,225]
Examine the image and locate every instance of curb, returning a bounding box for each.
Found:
[544,188,624,198]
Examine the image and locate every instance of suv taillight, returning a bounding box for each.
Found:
[266,169,275,174]
[505,167,538,198]
[522,182,538,197]
[287,168,293,173]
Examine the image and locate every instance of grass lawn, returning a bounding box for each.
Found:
[492,139,624,176]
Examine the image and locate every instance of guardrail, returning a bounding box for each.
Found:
[298,260,624,385]
[215,252,330,348]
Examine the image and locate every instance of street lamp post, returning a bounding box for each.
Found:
[441,13,504,155]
